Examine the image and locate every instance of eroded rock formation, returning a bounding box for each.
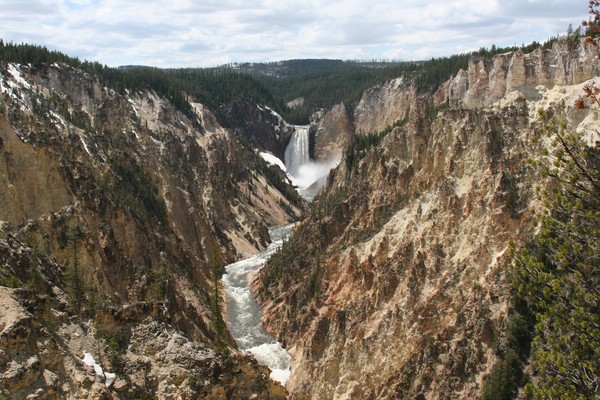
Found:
[313,103,355,162]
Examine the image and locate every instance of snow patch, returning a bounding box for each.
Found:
[82,352,116,387]
[49,111,67,127]
[80,137,91,156]
[127,97,140,117]
[259,151,287,172]
[1,64,33,111]
[8,64,31,89]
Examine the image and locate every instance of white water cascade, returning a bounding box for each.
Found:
[284,125,310,177]
[284,125,339,200]
[222,223,295,384]
[222,125,340,386]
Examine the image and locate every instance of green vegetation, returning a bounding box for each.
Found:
[345,118,406,175]
[255,158,304,207]
[0,40,80,67]
[243,59,387,123]
[147,263,169,301]
[0,274,20,288]
[65,226,85,313]
[311,186,348,220]
[507,11,600,393]
[481,349,525,400]
[262,230,309,288]
[242,37,559,124]
[1,37,567,127]
[0,41,279,121]
[511,106,599,399]
[481,308,533,400]
[104,336,126,373]
[492,12,600,396]
[166,68,284,114]
[101,153,167,223]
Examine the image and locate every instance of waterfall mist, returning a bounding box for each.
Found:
[284,126,339,199]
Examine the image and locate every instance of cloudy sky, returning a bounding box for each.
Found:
[0,0,588,68]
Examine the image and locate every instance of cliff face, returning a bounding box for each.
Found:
[255,39,599,399]
[0,62,299,399]
[220,98,294,160]
[313,103,355,162]
[257,102,533,400]
[437,37,600,108]
[353,76,417,134]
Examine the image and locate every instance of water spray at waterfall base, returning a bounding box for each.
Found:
[284,126,340,199]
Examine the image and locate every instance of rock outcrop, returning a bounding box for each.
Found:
[0,61,299,398]
[312,102,355,162]
[220,98,294,160]
[257,100,533,400]
[353,76,417,134]
[437,37,600,108]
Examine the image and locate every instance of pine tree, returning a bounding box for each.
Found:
[510,4,600,398]
[513,106,599,398]
[209,245,227,351]
[66,226,84,312]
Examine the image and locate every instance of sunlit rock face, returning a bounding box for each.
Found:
[353,76,417,135]
[258,102,532,400]
[313,102,355,163]
[255,38,599,400]
[439,37,600,108]
[0,62,299,399]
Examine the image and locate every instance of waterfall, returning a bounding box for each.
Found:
[284,126,310,177]
[283,125,340,200]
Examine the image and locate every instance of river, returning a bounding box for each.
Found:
[222,222,296,384]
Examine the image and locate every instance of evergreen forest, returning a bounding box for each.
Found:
[0,37,563,125]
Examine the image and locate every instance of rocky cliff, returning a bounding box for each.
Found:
[0,62,300,399]
[220,98,295,160]
[353,76,417,135]
[255,38,599,399]
[312,103,355,163]
[437,38,600,108]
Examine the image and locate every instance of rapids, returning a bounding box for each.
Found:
[222,223,295,384]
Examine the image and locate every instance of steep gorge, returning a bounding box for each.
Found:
[0,62,301,399]
[1,36,598,400]
[255,38,600,399]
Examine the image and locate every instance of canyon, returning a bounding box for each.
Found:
[0,35,598,399]
[0,61,300,399]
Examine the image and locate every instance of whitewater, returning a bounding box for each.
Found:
[223,125,339,386]
[222,223,295,384]
[284,125,339,199]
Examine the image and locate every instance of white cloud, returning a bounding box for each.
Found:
[0,0,588,67]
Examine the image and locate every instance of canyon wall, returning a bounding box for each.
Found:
[255,37,599,399]
[437,38,600,108]
[220,98,294,160]
[312,102,355,163]
[0,62,299,399]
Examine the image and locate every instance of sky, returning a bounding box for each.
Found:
[0,0,589,68]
